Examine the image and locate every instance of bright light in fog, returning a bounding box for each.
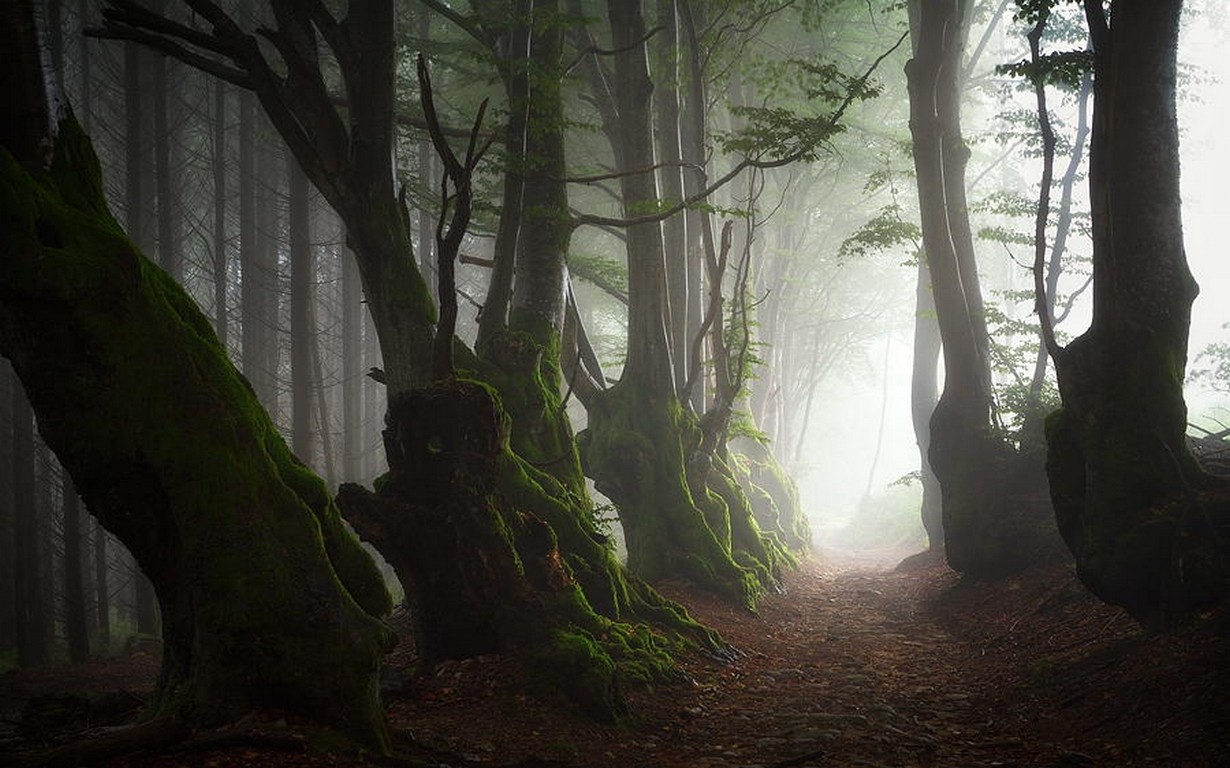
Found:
[798,2,1230,553]
[1180,5,1230,419]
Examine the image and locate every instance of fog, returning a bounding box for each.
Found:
[800,1,1230,553]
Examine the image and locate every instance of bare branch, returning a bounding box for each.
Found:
[562,24,664,74]
[88,22,250,87]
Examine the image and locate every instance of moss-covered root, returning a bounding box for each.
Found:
[0,118,394,751]
[730,437,812,553]
[340,379,696,721]
[577,380,763,609]
[706,456,796,591]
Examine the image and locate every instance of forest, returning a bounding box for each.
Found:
[1,0,1228,766]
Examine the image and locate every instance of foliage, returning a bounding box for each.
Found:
[568,251,627,304]
[998,49,1094,90]
[717,58,885,163]
[837,203,920,263]
[1190,324,1230,393]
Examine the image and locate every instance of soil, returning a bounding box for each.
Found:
[2,547,1227,767]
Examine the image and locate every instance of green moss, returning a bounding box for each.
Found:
[1,117,394,751]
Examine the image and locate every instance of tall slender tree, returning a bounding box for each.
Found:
[906,0,1052,574]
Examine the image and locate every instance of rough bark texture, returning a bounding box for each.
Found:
[0,117,394,748]
[1046,0,1230,628]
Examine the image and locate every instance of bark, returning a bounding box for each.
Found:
[0,115,394,747]
[1046,0,1230,628]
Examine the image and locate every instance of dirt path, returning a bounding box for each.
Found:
[3,551,1228,767]
[391,551,1227,767]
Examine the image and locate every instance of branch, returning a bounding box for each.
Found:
[680,220,734,405]
[562,24,664,74]
[571,29,910,231]
[561,160,703,185]
[87,22,249,87]
[418,54,487,380]
[416,0,495,49]
[1027,11,1062,361]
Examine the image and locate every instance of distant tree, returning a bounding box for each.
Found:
[0,363,13,658]
[11,379,47,667]
[62,477,89,663]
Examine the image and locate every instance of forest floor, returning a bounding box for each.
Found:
[2,546,1228,767]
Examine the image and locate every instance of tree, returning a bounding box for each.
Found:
[94,0,721,719]
[0,4,395,746]
[1041,0,1230,627]
[568,0,784,608]
[906,0,1054,575]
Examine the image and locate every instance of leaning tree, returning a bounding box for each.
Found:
[0,2,394,749]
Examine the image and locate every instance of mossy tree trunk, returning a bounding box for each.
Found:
[567,0,785,609]
[0,116,394,748]
[98,0,726,719]
[1045,0,1230,628]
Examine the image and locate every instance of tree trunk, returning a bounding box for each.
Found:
[653,0,688,391]
[0,114,395,747]
[341,242,363,481]
[911,259,943,551]
[153,15,180,282]
[63,478,89,663]
[290,155,314,465]
[0,362,13,655]
[211,78,228,344]
[93,518,110,652]
[572,0,783,606]
[12,379,46,667]
[906,0,1050,575]
[1046,0,1230,628]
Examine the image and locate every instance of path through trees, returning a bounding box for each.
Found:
[5,552,1226,767]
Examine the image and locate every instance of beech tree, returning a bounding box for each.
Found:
[0,2,394,747]
[906,0,1056,575]
[93,0,721,721]
[1039,0,1230,627]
